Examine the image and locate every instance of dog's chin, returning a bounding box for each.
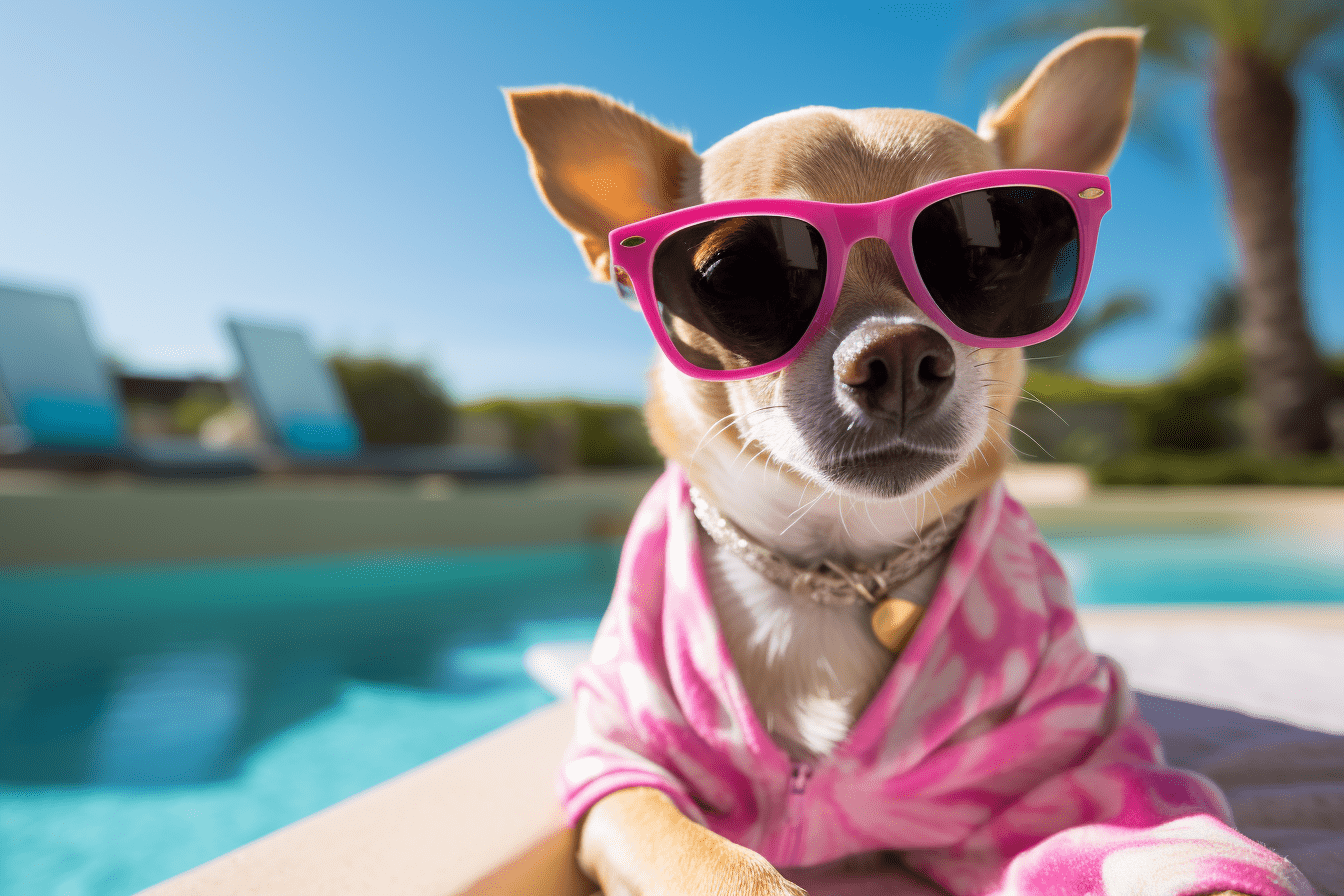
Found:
[813,442,962,500]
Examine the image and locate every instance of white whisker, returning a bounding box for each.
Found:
[838,496,854,540]
[1019,387,1068,425]
[780,489,827,537]
[984,411,1045,459]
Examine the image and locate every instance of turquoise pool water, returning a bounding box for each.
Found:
[1052,533,1344,605]
[0,544,616,896]
[2,533,1342,895]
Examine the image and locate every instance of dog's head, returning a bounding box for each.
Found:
[508,29,1139,526]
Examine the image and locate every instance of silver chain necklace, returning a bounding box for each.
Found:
[688,487,971,651]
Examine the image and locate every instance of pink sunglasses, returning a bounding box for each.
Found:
[608,168,1111,381]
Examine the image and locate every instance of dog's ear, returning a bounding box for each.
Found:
[979,27,1143,174]
[506,87,700,282]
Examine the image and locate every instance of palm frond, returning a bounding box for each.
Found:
[949,3,1115,86]
[1197,280,1241,340]
[1261,0,1344,68]
[1089,291,1153,329]
[1110,0,1208,69]
[954,0,1204,84]
[1195,0,1267,49]
[966,0,1344,76]
[1031,290,1152,370]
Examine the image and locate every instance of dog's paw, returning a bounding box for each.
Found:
[709,839,808,896]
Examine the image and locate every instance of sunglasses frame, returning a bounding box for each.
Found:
[609,168,1112,382]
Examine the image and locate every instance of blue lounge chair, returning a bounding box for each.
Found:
[0,283,257,477]
[225,318,537,482]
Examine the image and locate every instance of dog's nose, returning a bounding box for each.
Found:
[835,323,956,424]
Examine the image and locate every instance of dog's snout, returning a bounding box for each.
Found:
[836,323,955,425]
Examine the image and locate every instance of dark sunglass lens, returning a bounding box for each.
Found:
[912,187,1079,339]
[651,216,826,371]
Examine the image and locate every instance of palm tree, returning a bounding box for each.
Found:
[1031,290,1152,371]
[964,0,1344,454]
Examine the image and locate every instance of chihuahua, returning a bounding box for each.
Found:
[508,28,1308,896]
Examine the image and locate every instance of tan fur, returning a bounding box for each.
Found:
[506,87,701,279]
[978,27,1143,174]
[644,107,1026,519]
[508,28,1143,896]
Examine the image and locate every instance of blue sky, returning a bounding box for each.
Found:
[2,0,1341,403]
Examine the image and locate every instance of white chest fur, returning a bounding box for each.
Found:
[666,367,966,759]
[699,528,951,761]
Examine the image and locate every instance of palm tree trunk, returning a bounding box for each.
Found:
[1209,45,1332,454]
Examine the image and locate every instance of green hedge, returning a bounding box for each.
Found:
[328,355,456,445]
[460,399,660,468]
[1018,342,1344,484]
[1092,451,1344,487]
[1020,337,1251,459]
[170,385,231,435]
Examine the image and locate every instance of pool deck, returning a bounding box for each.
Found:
[4,462,1342,567]
[0,467,662,566]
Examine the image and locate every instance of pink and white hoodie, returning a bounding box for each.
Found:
[560,466,1314,896]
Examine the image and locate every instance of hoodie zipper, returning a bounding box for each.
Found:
[781,761,813,862]
[790,762,813,797]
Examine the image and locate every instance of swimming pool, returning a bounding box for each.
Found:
[2,532,1341,895]
[1053,532,1344,605]
[0,544,616,896]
